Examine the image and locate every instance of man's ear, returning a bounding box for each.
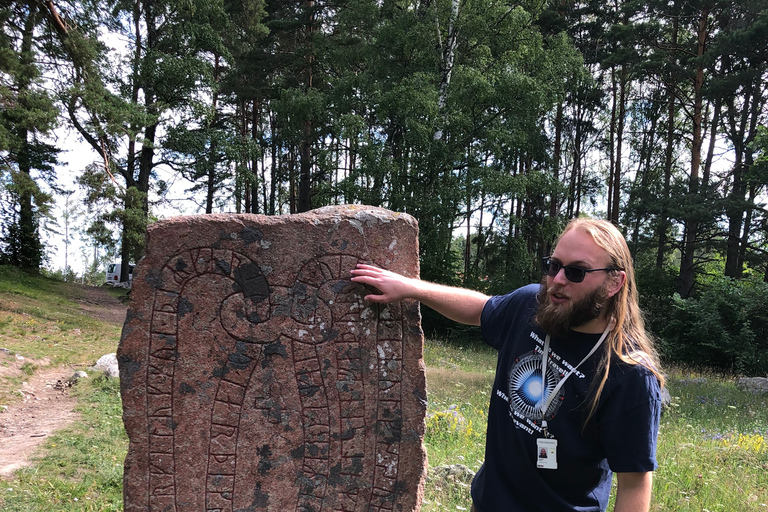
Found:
[606,270,626,298]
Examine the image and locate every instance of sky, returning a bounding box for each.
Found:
[44,128,194,277]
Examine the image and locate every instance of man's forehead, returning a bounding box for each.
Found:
[553,229,609,264]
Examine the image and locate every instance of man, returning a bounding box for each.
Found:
[350,218,663,512]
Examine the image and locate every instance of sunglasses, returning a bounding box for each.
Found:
[541,257,621,283]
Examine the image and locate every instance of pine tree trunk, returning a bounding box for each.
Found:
[16,7,40,273]
[656,15,678,268]
[677,5,708,298]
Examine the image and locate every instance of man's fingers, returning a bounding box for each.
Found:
[350,263,409,304]
[350,266,385,287]
[350,264,385,279]
[350,275,381,287]
[363,294,389,303]
[350,267,385,299]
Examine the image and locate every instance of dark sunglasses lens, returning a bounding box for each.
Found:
[563,267,586,283]
[543,258,586,283]
[542,258,556,276]
[543,259,565,278]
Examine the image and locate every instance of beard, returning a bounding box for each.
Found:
[535,277,611,338]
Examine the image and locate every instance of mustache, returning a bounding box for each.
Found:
[546,286,570,299]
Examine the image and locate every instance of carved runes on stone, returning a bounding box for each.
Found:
[118,205,426,512]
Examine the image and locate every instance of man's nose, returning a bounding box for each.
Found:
[552,266,569,285]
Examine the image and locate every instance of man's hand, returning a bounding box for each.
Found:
[349,264,418,303]
[350,263,489,326]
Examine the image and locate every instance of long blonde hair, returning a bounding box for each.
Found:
[557,218,665,422]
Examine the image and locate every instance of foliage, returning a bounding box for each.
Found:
[2,0,768,374]
[0,3,61,271]
[658,276,768,375]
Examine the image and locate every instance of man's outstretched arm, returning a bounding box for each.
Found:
[350,264,489,326]
[614,472,653,512]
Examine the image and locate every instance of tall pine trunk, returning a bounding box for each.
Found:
[677,5,708,298]
[297,0,315,213]
[16,7,40,273]
[610,66,627,225]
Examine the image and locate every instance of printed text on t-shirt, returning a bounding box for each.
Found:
[529,331,586,379]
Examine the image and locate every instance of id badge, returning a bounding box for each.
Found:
[536,438,558,470]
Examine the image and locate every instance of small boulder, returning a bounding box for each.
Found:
[93,353,119,379]
[66,371,89,387]
[103,365,120,379]
[94,353,118,368]
[429,464,475,486]
[735,377,768,394]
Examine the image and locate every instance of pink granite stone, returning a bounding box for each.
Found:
[118,205,426,512]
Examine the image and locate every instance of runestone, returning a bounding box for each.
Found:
[118,205,426,512]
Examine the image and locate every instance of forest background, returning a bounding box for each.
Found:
[1,0,768,375]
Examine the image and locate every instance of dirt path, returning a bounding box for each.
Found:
[0,285,127,479]
[0,362,79,477]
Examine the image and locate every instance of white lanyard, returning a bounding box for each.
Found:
[539,320,614,435]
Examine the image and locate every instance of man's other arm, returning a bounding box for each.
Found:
[614,472,653,512]
[350,264,489,326]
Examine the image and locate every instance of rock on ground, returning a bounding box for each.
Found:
[735,377,768,394]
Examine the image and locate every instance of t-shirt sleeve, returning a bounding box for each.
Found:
[480,284,539,351]
[598,367,662,473]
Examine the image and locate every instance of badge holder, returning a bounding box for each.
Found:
[536,437,558,469]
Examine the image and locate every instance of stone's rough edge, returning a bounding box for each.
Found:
[142,206,420,276]
[146,205,418,234]
[403,298,428,509]
[119,205,427,511]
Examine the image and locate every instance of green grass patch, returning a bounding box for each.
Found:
[422,338,495,511]
[420,340,768,512]
[19,361,37,376]
[653,371,768,511]
[0,266,122,365]
[0,266,68,298]
[0,375,127,511]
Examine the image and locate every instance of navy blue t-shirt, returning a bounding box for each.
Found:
[470,284,661,512]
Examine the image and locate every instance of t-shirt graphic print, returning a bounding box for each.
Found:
[508,345,566,423]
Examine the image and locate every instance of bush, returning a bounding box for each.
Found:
[637,265,678,340]
[657,276,768,375]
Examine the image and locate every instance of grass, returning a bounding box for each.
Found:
[0,375,126,511]
[422,337,495,511]
[420,342,768,512]
[0,266,124,365]
[653,370,768,511]
[0,268,766,510]
[0,266,127,512]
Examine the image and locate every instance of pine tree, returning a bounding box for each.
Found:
[0,3,61,272]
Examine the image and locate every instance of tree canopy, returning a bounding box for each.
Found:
[1,0,767,372]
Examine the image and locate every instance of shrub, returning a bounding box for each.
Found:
[658,276,768,375]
